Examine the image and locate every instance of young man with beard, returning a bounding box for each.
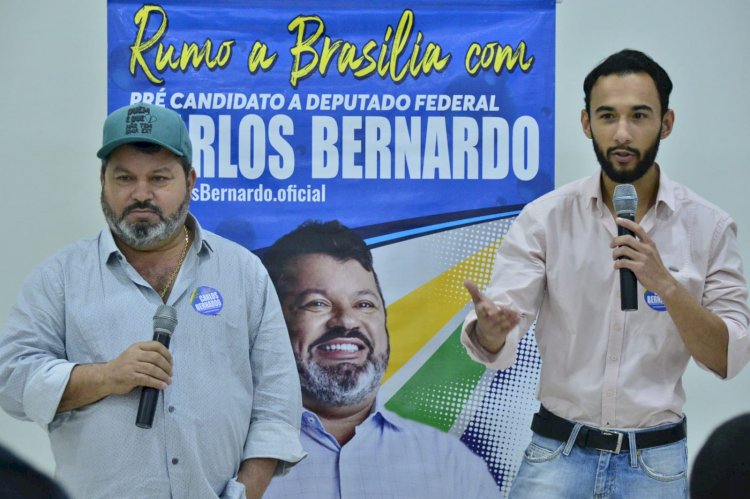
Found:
[0,103,305,499]
[462,49,750,498]
[262,220,499,498]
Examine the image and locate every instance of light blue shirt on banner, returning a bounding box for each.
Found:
[264,400,500,498]
[0,214,305,499]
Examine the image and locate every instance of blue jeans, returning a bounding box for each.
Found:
[509,424,688,498]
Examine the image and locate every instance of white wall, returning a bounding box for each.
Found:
[1,0,748,480]
[0,1,107,475]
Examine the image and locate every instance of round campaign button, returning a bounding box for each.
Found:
[644,290,666,312]
[191,286,224,316]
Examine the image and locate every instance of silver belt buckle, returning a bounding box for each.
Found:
[599,430,624,454]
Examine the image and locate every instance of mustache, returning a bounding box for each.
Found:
[308,326,374,353]
[121,201,164,220]
[606,145,640,157]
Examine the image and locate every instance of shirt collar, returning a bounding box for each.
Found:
[300,396,404,432]
[100,226,121,265]
[185,213,213,256]
[653,167,677,215]
[584,164,677,217]
[583,172,605,214]
[369,397,405,430]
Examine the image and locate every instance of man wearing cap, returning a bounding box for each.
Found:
[0,103,305,499]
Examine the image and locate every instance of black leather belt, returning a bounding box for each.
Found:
[531,406,686,454]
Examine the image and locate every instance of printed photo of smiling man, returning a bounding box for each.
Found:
[262,220,499,498]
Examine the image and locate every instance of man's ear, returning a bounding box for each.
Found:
[660,109,675,139]
[581,109,593,139]
[187,168,197,190]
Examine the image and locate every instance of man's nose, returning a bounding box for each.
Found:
[130,180,154,201]
[613,118,632,144]
[327,306,360,330]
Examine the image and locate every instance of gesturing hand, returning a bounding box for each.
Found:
[464,279,521,353]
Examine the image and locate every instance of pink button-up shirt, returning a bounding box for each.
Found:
[462,168,750,429]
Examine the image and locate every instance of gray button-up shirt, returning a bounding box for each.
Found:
[0,214,305,498]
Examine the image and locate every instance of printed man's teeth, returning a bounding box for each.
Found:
[322,344,359,352]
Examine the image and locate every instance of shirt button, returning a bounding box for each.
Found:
[609,355,618,362]
[172,458,179,465]
[168,406,175,413]
[607,389,615,397]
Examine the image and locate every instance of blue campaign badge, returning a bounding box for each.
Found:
[191,286,224,316]
[644,290,667,312]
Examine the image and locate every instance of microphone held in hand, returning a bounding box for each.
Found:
[136,304,177,429]
[613,184,638,311]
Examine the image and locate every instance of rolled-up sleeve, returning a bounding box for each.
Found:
[461,314,526,371]
[461,207,547,371]
[704,217,750,379]
[0,262,76,426]
[243,268,305,475]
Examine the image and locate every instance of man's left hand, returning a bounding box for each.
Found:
[610,217,679,298]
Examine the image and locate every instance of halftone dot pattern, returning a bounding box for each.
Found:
[460,326,541,498]
[400,376,482,431]
[429,218,516,305]
[384,215,541,496]
[421,216,539,496]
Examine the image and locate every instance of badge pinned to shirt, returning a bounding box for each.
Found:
[191,286,224,316]
[644,290,667,312]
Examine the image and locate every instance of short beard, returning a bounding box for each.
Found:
[298,351,389,407]
[593,131,661,184]
[101,191,189,250]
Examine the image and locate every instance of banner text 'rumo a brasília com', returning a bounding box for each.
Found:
[107,1,555,494]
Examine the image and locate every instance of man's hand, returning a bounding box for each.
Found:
[611,217,729,377]
[104,341,173,395]
[464,279,521,354]
[58,341,173,413]
[611,217,678,298]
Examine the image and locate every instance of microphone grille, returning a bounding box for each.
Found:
[153,304,178,334]
[613,183,638,217]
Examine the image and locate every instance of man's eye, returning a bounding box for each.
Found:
[356,301,376,309]
[302,300,329,309]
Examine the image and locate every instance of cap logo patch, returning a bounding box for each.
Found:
[126,106,157,135]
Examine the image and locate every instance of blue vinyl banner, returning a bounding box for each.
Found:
[107,0,554,250]
[107,1,555,495]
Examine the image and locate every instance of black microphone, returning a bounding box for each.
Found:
[136,304,177,429]
[613,184,638,311]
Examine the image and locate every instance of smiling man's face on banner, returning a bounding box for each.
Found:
[280,253,390,409]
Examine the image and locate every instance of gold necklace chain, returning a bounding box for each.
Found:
[160,225,190,301]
